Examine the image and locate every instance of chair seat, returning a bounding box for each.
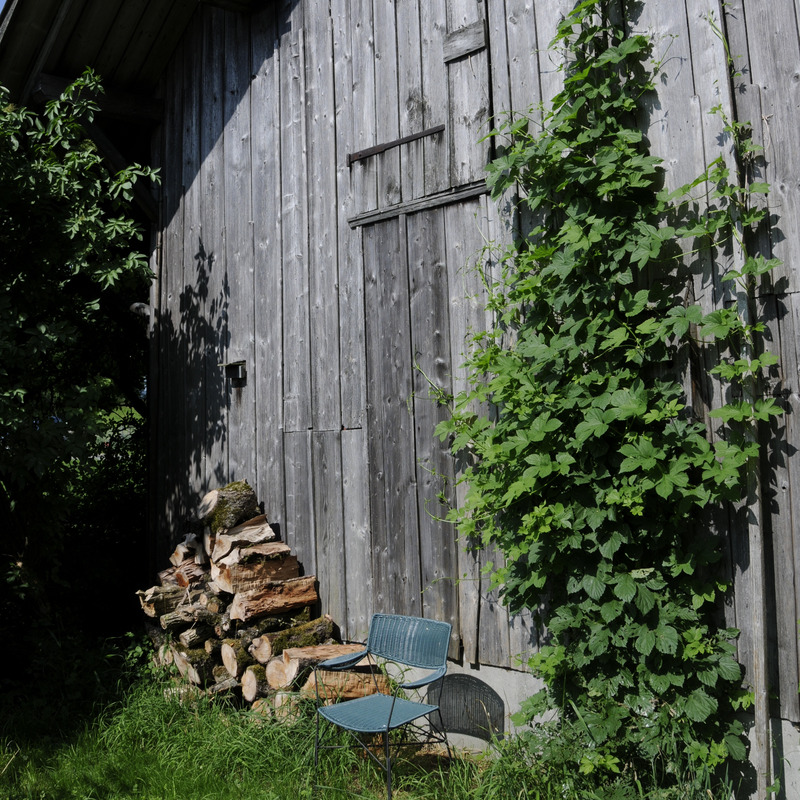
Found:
[318,693,438,733]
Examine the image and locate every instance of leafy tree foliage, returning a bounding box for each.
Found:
[0,71,157,659]
[439,1,778,791]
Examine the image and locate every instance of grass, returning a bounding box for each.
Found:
[0,636,739,800]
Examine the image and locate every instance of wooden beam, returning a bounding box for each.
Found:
[31,73,163,122]
[19,0,76,104]
[347,124,445,166]
[443,19,488,63]
[347,180,486,228]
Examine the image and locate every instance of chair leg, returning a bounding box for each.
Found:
[314,712,321,766]
[384,732,392,800]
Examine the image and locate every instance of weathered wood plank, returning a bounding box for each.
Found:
[283,430,316,577]
[739,0,800,294]
[306,0,342,431]
[224,10,256,485]
[364,218,422,617]
[280,0,311,431]
[373,0,402,206]
[443,18,487,63]
[350,0,378,215]
[251,4,286,520]
[156,34,186,558]
[443,198,497,664]
[420,0,449,196]
[312,431,347,625]
[759,293,800,723]
[446,0,490,187]
[397,0,425,200]
[332,0,367,428]
[181,14,206,500]
[341,427,373,642]
[199,6,229,489]
[407,208,458,654]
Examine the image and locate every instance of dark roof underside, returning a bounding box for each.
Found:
[0,0,260,105]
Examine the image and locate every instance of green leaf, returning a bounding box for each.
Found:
[614,573,637,603]
[583,574,606,600]
[685,689,718,722]
[635,625,656,655]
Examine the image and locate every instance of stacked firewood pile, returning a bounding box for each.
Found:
[136,480,387,715]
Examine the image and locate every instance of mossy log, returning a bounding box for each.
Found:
[249,615,339,664]
[171,646,216,686]
[221,638,255,678]
[194,481,260,535]
[241,664,270,703]
[229,576,318,622]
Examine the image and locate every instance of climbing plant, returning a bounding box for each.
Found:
[438,0,779,791]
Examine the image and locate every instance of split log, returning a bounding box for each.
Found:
[221,638,255,678]
[175,559,208,588]
[158,565,180,586]
[179,625,215,649]
[266,643,365,690]
[248,615,339,664]
[137,584,194,618]
[211,543,298,594]
[301,670,391,703]
[241,664,270,703]
[171,646,216,686]
[170,533,205,567]
[229,576,318,622]
[210,517,278,563]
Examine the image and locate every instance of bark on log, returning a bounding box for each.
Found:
[179,625,215,649]
[229,576,318,622]
[241,664,270,703]
[301,670,391,703]
[221,638,255,678]
[248,615,339,664]
[207,677,240,697]
[160,604,218,632]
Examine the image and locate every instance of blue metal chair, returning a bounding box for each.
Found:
[313,613,452,799]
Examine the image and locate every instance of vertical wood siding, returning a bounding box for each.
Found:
[152,0,800,718]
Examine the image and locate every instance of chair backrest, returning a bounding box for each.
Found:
[366,614,451,670]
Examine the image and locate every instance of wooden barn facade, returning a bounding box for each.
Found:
[1,0,799,787]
